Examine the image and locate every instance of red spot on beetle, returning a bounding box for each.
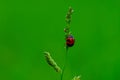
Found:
[66,35,75,47]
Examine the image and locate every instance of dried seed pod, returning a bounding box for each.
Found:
[44,52,62,73]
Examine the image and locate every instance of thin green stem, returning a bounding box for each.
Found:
[60,47,68,80]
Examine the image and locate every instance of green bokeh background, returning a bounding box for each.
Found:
[0,0,120,80]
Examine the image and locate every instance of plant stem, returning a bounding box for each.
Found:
[61,47,68,80]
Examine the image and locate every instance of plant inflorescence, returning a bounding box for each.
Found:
[44,7,80,80]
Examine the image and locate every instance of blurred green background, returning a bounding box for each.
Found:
[0,0,120,80]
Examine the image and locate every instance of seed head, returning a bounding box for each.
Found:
[44,51,62,73]
[72,76,81,80]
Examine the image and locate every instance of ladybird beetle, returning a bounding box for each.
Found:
[66,35,75,47]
